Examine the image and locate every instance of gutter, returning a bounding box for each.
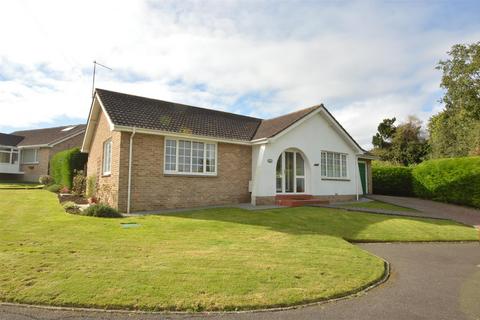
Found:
[127,127,136,214]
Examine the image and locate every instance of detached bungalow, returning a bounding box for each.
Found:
[82,89,374,213]
[0,125,86,181]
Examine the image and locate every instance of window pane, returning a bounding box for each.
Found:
[321,152,326,176]
[206,144,216,173]
[327,152,333,177]
[11,152,18,164]
[295,153,304,176]
[0,152,9,164]
[103,141,111,173]
[296,178,305,193]
[334,153,340,177]
[276,155,282,192]
[21,149,37,164]
[178,140,191,172]
[165,139,176,171]
[341,155,347,177]
[284,152,294,193]
[191,141,204,173]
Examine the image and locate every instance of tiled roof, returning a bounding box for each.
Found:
[11,125,86,147]
[252,105,320,140]
[95,89,323,141]
[0,133,24,147]
[96,89,262,141]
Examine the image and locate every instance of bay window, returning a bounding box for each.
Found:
[321,151,347,178]
[165,138,216,175]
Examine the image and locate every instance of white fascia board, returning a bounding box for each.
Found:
[113,125,253,146]
[81,93,115,153]
[17,145,50,149]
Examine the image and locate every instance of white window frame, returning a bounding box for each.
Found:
[20,148,39,164]
[321,150,349,180]
[164,137,217,176]
[102,139,112,176]
[276,150,306,194]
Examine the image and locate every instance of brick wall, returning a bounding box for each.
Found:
[118,133,252,212]
[85,111,122,208]
[20,148,50,182]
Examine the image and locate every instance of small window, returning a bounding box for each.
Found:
[321,151,347,178]
[102,139,112,175]
[164,138,216,175]
[21,149,38,164]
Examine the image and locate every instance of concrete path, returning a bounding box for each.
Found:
[1,243,479,320]
[368,195,480,227]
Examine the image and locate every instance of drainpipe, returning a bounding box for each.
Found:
[127,127,136,214]
[354,154,359,201]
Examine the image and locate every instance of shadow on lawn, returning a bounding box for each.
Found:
[159,206,469,241]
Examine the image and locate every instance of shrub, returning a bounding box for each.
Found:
[46,184,61,193]
[82,204,121,218]
[72,170,86,196]
[412,157,480,208]
[63,201,80,214]
[372,165,414,196]
[50,148,88,189]
[86,175,96,199]
[39,175,54,185]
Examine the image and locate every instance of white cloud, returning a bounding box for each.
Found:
[0,0,479,148]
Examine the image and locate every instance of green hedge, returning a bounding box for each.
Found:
[50,148,88,189]
[412,157,480,208]
[372,157,480,208]
[372,165,414,196]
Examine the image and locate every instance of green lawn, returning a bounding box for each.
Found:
[0,190,477,311]
[340,200,418,212]
[0,181,43,189]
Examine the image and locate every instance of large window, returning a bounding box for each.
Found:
[0,147,19,164]
[21,148,38,164]
[102,139,112,175]
[276,151,305,193]
[165,138,216,175]
[321,151,347,178]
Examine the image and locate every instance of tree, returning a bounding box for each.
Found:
[428,42,480,157]
[372,116,429,166]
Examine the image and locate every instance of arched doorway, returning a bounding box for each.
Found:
[276,150,306,193]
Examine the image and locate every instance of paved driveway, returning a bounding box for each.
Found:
[368,195,480,227]
[1,243,479,320]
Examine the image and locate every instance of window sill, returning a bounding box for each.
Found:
[164,173,217,178]
[21,162,39,165]
[102,173,111,177]
[321,177,350,181]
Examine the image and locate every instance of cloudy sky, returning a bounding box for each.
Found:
[1,0,479,148]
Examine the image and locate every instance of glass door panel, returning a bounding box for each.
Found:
[284,152,294,193]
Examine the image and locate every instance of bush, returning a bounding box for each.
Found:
[39,175,54,185]
[372,165,414,196]
[86,175,96,199]
[72,170,86,196]
[59,186,70,194]
[50,148,88,189]
[46,184,61,193]
[63,201,80,214]
[412,157,480,208]
[82,204,121,218]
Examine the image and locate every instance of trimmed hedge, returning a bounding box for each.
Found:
[50,148,88,189]
[412,157,480,208]
[372,165,414,196]
[372,156,480,208]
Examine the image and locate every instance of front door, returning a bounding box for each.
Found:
[276,151,305,193]
[358,162,367,195]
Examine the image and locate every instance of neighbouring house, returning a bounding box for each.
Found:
[0,125,86,182]
[82,89,374,213]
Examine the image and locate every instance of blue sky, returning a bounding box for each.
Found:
[1,0,479,148]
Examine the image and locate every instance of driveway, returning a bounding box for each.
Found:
[367,194,480,227]
[1,242,479,320]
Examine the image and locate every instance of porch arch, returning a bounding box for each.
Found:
[275,148,310,194]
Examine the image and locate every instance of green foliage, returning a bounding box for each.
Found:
[50,148,88,189]
[85,175,96,198]
[72,170,86,196]
[46,184,61,193]
[62,201,80,214]
[83,204,121,218]
[429,42,480,158]
[372,165,414,196]
[412,157,480,208]
[372,116,428,166]
[38,175,54,186]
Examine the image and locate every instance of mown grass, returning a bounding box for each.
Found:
[0,189,477,311]
[340,200,418,212]
[0,181,43,189]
